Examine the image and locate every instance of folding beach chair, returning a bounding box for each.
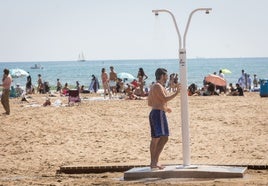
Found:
[68,89,81,104]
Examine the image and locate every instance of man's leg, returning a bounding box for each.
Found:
[1,95,4,112]
[150,137,159,168]
[150,136,168,169]
[1,90,10,114]
[155,136,168,165]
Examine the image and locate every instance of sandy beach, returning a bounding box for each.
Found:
[0,92,267,185]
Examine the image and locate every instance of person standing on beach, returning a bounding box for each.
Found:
[0,69,12,115]
[26,72,32,94]
[109,66,117,96]
[218,69,226,93]
[247,74,252,91]
[238,69,246,90]
[76,81,80,90]
[89,75,99,93]
[37,74,43,93]
[148,68,180,170]
[137,68,148,96]
[56,79,62,92]
[101,68,111,99]
[137,67,148,82]
[253,74,259,88]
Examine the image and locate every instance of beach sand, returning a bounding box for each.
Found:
[0,92,267,185]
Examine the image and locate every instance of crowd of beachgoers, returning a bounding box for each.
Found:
[4,64,262,103]
[9,65,261,100]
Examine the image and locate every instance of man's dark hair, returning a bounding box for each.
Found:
[3,68,9,75]
[155,68,167,80]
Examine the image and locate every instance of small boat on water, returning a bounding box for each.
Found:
[30,64,44,69]
[78,52,86,62]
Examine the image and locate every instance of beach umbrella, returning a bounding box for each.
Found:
[117,72,135,81]
[221,68,232,74]
[205,74,227,86]
[10,68,29,78]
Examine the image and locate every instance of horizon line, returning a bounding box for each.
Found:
[1,56,268,63]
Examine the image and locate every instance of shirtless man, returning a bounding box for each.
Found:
[1,69,12,115]
[109,66,117,95]
[148,68,180,170]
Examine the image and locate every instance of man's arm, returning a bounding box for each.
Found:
[157,83,180,102]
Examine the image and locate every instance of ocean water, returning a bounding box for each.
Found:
[0,57,268,89]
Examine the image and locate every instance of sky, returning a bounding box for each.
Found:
[0,0,268,62]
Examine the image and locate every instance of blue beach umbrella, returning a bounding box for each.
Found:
[117,72,135,81]
[10,68,29,78]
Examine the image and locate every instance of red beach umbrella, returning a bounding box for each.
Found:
[205,74,226,86]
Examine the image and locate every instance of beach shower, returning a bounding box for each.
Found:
[152,8,212,168]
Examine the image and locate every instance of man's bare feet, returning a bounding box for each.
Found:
[150,164,165,171]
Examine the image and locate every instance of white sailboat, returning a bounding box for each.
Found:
[78,52,86,62]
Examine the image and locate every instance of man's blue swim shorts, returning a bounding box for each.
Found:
[149,109,169,138]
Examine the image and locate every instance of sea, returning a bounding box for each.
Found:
[0,57,268,89]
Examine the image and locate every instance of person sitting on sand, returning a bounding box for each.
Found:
[227,83,237,96]
[232,83,244,96]
[130,79,139,89]
[116,78,124,94]
[203,83,219,96]
[124,83,146,100]
[80,85,90,93]
[61,83,69,96]
[188,83,198,96]
[125,83,135,100]
[15,84,24,97]
[43,97,51,106]
[133,86,143,97]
